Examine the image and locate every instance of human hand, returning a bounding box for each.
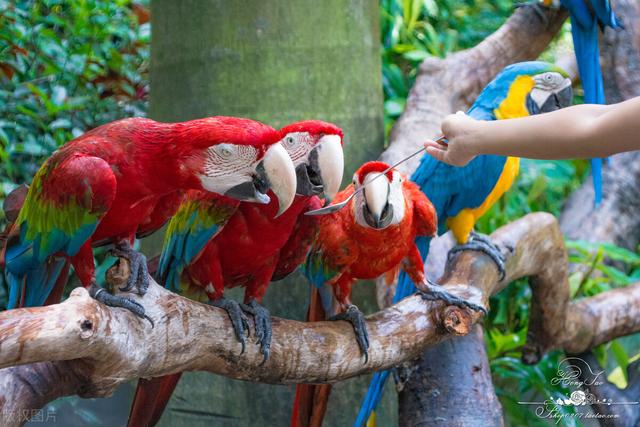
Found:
[424,111,482,167]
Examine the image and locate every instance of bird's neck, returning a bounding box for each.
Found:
[131,120,206,194]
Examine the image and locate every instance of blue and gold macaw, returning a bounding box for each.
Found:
[547,0,622,204]
[355,61,574,427]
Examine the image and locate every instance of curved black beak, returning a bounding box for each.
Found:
[527,79,573,114]
[363,198,394,229]
[295,148,324,196]
[295,135,344,200]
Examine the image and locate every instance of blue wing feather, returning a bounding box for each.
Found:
[158,198,236,292]
[4,156,114,308]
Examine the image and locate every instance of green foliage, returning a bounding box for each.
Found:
[0,0,149,309]
[380,0,513,137]
[379,3,638,426]
[0,0,149,219]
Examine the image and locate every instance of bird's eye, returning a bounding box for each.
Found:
[216,145,235,159]
[286,136,295,145]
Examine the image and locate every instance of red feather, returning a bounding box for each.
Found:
[292,162,437,426]
[128,121,343,426]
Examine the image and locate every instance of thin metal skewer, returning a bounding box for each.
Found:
[305,136,447,216]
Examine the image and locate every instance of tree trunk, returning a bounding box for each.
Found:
[147,1,386,425]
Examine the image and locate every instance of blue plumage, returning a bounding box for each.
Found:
[157,198,237,292]
[561,0,622,205]
[355,61,559,426]
[5,220,100,309]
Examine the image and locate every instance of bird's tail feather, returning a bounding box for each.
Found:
[354,236,431,426]
[7,258,68,309]
[291,285,332,427]
[571,21,605,205]
[128,374,183,427]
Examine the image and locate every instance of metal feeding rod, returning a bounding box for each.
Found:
[305,136,447,216]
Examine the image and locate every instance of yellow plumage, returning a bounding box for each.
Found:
[446,156,520,244]
[446,75,532,244]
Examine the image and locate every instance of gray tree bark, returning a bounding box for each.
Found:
[148,1,387,425]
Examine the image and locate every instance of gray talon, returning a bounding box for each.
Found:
[210,298,250,354]
[418,281,487,315]
[241,299,272,363]
[89,284,154,326]
[329,304,369,363]
[448,231,506,281]
[110,242,150,296]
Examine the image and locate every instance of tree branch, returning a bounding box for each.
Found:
[1,213,640,425]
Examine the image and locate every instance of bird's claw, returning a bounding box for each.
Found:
[110,242,150,296]
[448,231,506,281]
[329,304,370,363]
[89,283,154,326]
[418,281,487,316]
[514,1,552,25]
[241,299,272,364]
[210,298,250,354]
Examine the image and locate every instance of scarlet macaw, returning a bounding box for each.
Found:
[3,117,297,320]
[292,161,445,427]
[544,0,621,204]
[127,120,344,427]
[356,61,574,427]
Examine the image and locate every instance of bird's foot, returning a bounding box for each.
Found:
[417,280,487,315]
[514,0,560,21]
[89,283,153,326]
[329,304,369,363]
[514,1,552,24]
[210,298,250,354]
[448,231,506,281]
[241,299,272,364]
[110,241,149,296]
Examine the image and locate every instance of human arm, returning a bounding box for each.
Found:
[425,97,640,166]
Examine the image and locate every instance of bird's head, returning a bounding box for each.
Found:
[278,120,344,201]
[178,116,296,216]
[352,161,406,230]
[470,61,573,120]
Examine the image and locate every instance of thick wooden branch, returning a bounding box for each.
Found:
[1,214,640,424]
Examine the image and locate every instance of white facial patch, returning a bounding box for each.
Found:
[281,132,314,166]
[199,144,258,193]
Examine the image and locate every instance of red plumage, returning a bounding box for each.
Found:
[292,162,437,427]
[5,116,283,309]
[128,120,344,427]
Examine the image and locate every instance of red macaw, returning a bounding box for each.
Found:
[292,161,450,427]
[127,120,345,427]
[3,117,297,320]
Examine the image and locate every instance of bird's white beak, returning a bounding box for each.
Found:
[314,134,344,201]
[363,172,393,229]
[260,143,297,217]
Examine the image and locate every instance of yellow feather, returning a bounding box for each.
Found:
[366,410,376,427]
[446,75,533,244]
[447,156,520,244]
[493,75,535,120]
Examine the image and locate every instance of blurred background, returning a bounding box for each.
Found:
[1,0,638,426]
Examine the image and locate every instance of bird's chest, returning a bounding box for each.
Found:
[350,223,413,278]
[216,208,299,276]
[92,192,162,243]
